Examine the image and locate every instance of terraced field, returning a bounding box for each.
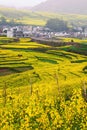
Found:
[0,37,87,129]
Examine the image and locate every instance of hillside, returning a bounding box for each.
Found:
[0,37,87,129]
[0,5,87,26]
[0,7,47,25]
[32,0,87,14]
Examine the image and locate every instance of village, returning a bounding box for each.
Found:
[0,25,87,39]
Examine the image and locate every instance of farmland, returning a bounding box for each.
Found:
[0,37,87,129]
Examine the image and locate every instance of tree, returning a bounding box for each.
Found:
[0,16,6,24]
[45,18,68,32]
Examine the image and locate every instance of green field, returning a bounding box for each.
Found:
[0,37,87,129]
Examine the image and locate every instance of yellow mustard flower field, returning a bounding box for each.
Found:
[0,37,87,130]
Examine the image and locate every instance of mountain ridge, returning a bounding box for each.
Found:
[32,0,87,14]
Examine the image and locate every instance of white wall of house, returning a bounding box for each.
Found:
[7,31,14,38]
[23,31,30,37]
[84,28,87,37]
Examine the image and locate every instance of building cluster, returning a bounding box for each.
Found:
[0,25,87,39]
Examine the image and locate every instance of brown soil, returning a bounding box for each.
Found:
[0,68,9,73]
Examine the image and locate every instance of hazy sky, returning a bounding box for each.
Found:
[0,0,46,7]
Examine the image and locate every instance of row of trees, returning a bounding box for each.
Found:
[45,18,87,32]
[0,16,22,26]
[45,18,69,32]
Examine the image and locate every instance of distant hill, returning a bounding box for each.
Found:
[0,5,87,26]
[0,6,30,18]
[0,6,47,26]
[32,0,87,14]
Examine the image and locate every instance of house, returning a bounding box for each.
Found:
[23,31,31,37]
[55,32,70,37]
[0,28,3,36]
[84,28,87,37]
[7,26,24,38]
[7,30,14,38]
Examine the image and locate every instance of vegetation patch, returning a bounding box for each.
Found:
[47,50,73,59]
[83,66,87,73]
[35,56,58,64]
[62,44,87,55]
[71,59,87,63]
